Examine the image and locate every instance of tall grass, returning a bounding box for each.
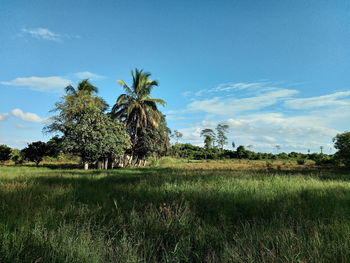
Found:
[1,165,350,262]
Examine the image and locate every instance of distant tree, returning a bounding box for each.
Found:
[10,148,23,165]
[232,141,236,150]
[46,136,64,158]
[200,129,216,149]
[0,145,12,163]
[333,132,350,166]
[216,124,229,150]
[171,130,183,144]
[236,145,248,159]
[21,141,49,165]
[275,145,281,153]
[247,144,253,150]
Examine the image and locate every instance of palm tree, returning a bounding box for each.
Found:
[65,79,99,95]
[63,79,107,113]
[112,69,166,145]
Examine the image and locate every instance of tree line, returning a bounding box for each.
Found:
[1,69,350,168]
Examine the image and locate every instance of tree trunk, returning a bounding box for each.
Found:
[97,160,103,169]
[104,158,108,170]
[83,162,89,170]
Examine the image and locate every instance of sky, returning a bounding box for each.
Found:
[0,0,349,153]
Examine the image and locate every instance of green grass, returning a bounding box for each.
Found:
[1,165,350,262]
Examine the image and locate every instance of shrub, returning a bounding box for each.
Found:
[296,159,306,165]
[0,145,12,163]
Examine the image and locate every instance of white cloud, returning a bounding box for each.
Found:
[0,113,8,121]
[170,81,350,153]
[74,72,105,80]
[15,124,30,129]
[22,27,61,41]
[284,91,350,110]
[0,76,71,93]
[11,109,46,123]
[188,88,298,115]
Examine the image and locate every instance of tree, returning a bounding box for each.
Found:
[216,124,229,150]
[0,145,12,163]
[21,141,49,165]
[45,79,130,169]
[232,142,236,150]
[333,132,350,166]
[200,129,216,149]
[64,79,99,96]
[171,130,183,144]
[46,136,64,158]
[133,114,170,160]
[111,69,166,153]
[320,146,324,154]
[236,145,249,159]
[275,145,281,153]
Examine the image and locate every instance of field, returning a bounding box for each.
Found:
[1,161,350,262]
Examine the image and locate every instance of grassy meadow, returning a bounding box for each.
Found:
[1,161,350,262]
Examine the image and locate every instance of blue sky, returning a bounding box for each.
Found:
[0,0,349,153]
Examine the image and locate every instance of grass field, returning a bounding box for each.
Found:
[1,162,350,262]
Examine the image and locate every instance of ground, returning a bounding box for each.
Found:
[1,161,350,262]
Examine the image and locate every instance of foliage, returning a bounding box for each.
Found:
[200,129,215,149]
[171,130,183,144]
[333,132,350,166]
[45,79,129,168]
[296,158,306,165]
[21,141,49,165]
[62,111,130,164]
[216,124,229,149]
[133,114,170,159]
[10,148,24,165]
[46,136,64,158]
[0,145,12,163]
[111,69,166,153]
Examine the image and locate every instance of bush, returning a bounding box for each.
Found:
[296,159,306,165]
[0,145,12,163]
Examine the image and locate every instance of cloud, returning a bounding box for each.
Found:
[170,81,350,153]
[15,124,31,129]
[22,27,62,41]
[284,91,350,110]
[74,72,105,80]
[0,113,8,121]
[11,109,46,123]
[0,76,71,93]
[188,88,298,115]
[182,81,272,97]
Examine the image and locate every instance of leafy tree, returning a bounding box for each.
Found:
[21,141,49,165]
[333,132,350,166]
[46,79,129,169]
[171,130,183,144]
[232,141,236,150]
[0,145,12,163]
[11,149,23,165]
[275,145,281,153]
[65,79,99,96]
[134,114,170,160]
[236,145,249,159]
[111,69,166,153]
[200,129,215,149]
[216,124,229,150]
[46,136,64,158]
